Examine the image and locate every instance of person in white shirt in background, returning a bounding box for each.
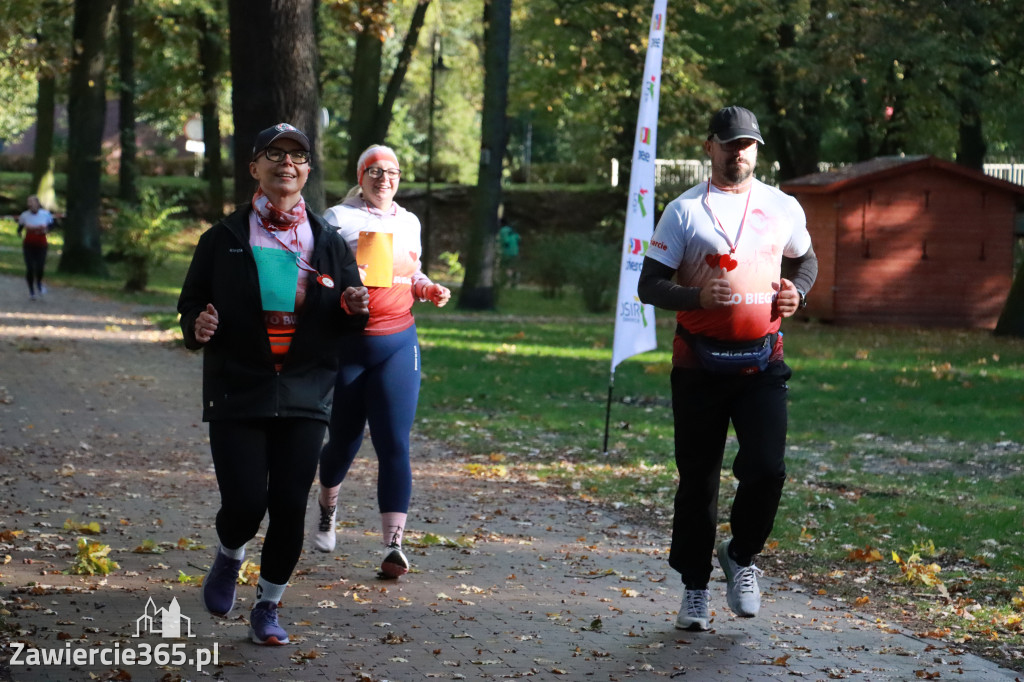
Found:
[16,195,55,300]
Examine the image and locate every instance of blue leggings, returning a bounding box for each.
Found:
[319,325,420,513]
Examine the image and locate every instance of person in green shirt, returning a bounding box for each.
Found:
[497,223,522,287]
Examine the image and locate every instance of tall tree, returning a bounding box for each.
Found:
[197,5,225,220]
[117,0,139,204]
[755,0,827,180]
[31,70,58,208]
[60,0,114,276]
[457,0,510,311]
[995,267,1024,337]
[228,0,323,210]
[29,1,66,210]
[338,0,431,181]
[508,1,711,182]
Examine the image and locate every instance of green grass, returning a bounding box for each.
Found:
[3,195,1024,664]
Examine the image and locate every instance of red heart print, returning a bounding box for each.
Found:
[705,254,721,268]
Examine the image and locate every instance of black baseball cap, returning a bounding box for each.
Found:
[708,106,764,144]
[251,123,310,160]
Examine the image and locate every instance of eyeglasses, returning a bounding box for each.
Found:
[262,147,310,164]
[366,167,401,179]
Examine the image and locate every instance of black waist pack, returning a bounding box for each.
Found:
[677,325,777,375]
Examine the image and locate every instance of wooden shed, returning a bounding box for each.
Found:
[781,155,1024,328]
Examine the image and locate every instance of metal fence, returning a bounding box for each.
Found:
[612,160,1024,188]
[984,163,1024,185]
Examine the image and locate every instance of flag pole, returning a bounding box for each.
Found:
[603,371,615,454]
[605,0,666,454]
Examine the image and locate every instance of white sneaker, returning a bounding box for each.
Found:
[717,539,763,617]
[313,503,336,552]
[379,543,410,578]
[675,587,711,631]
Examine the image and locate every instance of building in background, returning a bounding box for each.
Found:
[782,155,1024,329]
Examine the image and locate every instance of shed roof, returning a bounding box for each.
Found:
[781,155,1024,197]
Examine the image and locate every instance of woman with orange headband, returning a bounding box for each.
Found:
[313,144,450,579]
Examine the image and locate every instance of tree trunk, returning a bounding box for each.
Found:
[877,62,913,157]
[457,0,510,311]
[31,72,57,210]
[849,75,875,162]
[228,0,323,211]
[373,0,430,143]
[345,2,429,183]
[955,69,986,171]
[31,0,63,211]
[995,257,1024,337]
[345,25,384,182]
[60,0,114,277]
[198,7,225,220]
[117,0,139,205]
[758,17,823,181]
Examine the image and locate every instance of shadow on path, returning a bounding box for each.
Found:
[0,275,1019,681]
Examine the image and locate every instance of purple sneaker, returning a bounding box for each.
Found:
[249,601,289,645]
[203,551,242,617]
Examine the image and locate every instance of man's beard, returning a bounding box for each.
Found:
[721,160,753,185]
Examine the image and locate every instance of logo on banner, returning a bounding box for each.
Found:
[610,0,664,372]
[619,295,650,328]
[633,187,650,217]
[622,237,648,275]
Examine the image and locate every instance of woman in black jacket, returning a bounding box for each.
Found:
[178,123,369,646]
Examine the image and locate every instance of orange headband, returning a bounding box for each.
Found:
[358,148,400,184]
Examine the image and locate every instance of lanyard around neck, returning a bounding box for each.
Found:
[253,212,335,289]
[704,179,752,255]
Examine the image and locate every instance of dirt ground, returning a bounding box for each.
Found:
[0,274,1021,682]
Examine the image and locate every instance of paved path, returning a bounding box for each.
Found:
[0,275,1020,682]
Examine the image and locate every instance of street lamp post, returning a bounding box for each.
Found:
[423,32,447,277]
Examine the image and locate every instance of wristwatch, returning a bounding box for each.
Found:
[796,288,808,309]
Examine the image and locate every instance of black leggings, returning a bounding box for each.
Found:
[209,418,325,585]
[23,244,47,294]
[668,362,792,588]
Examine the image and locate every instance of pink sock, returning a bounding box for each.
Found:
[381,512,407,547]
[319,484,340,509]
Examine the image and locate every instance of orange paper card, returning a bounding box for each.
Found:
[356,231,394,287]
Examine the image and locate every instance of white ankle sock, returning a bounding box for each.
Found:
[255,577,287,605]
[219,543,246,560]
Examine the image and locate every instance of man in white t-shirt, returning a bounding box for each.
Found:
[638,106,818,632]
